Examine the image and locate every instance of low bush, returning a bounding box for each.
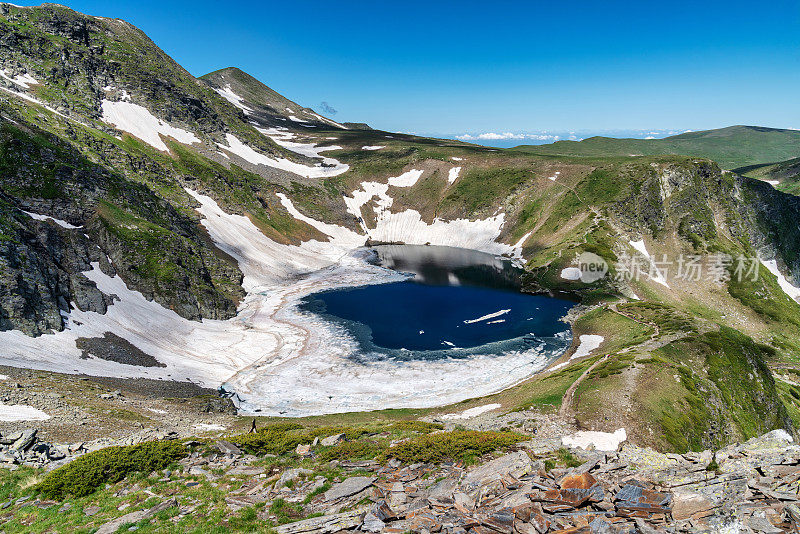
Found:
[317,440,384,462]
[390,421,444,433]
[383,430,524,464]
[36,440,188,499]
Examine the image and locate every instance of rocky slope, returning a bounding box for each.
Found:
[0,418,798,533]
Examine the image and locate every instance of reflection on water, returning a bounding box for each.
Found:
[299,245,573,360]
[371,244,522,290]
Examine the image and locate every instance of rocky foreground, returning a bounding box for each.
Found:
[1,427,798,533]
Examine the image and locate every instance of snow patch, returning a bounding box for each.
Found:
[562,428,627,451]
[0,404,50,422]
[441,403,502,420]
[0,69,38,89]
[362,145,385,150]
[765,179,780,186]
[343,171,524,258]
[193,423,226,432]
[573,335,604,359]
[761,259,800,301]
[451,157,463,161]
[629,239,669,287]
[22,210,82,229]
[214,84,252,112]
[560,267,581,280]
[547,171,561,181]
[217,133,348,178]
[448,167,462,184]
[101,100,200,151]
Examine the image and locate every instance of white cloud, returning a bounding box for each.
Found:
[455,132,561,141]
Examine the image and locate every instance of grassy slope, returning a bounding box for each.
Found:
[734,156,800,196]
[514,125,800,169]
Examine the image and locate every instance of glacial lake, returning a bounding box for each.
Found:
[300,245,575,360]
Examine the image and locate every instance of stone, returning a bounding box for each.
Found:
[275,509,366,534]
[362,511,386,532]
[214,440,242,456]
[296,443,312,455]
[9,429,37,452]
[95,498,177,534]
[461,451,534,490]
[279,468,313,487]
[84,505,101,516]
[324,476,375,501]
[671,491,715,520]
[320,433,345,447]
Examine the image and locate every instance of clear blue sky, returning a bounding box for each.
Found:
[16,0,800,134]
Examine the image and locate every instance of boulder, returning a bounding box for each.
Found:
[9,429,37,452]
[214,440,242,456]
[320,433,345,447]
[324,476,375,501]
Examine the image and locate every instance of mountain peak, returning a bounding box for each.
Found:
[200,67,345,129]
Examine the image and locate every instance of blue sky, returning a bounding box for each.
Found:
[15,0,800,136]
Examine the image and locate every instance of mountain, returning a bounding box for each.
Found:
[516,125,800,169]
[0,3,798,457]
[200,66,345,129]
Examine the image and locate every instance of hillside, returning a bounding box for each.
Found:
[0,0,798,472]
[200,67,345,129]
[735,156,800,196]
[515,125,800,169]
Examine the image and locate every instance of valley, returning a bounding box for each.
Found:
[0,3,798,532]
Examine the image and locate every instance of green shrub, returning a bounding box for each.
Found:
[36,440,188,499]
[228,423,307,455]
[383,430,524,464]
[317,440,383,462]
[390,421,444,433]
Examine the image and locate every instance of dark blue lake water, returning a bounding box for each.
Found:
[300,245,574,359]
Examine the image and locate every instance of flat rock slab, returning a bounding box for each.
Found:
[324,476,376,501]
[462,451,534,489]
[95,498,177,534]
[276,508,366,534]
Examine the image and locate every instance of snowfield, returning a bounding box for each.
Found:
[217,133,349,178]
[0,176,562,416]
[0,404,50,422]
[101,100,200,151]
[214,84,252,112]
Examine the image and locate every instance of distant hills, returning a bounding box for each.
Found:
[516,125,800,169]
